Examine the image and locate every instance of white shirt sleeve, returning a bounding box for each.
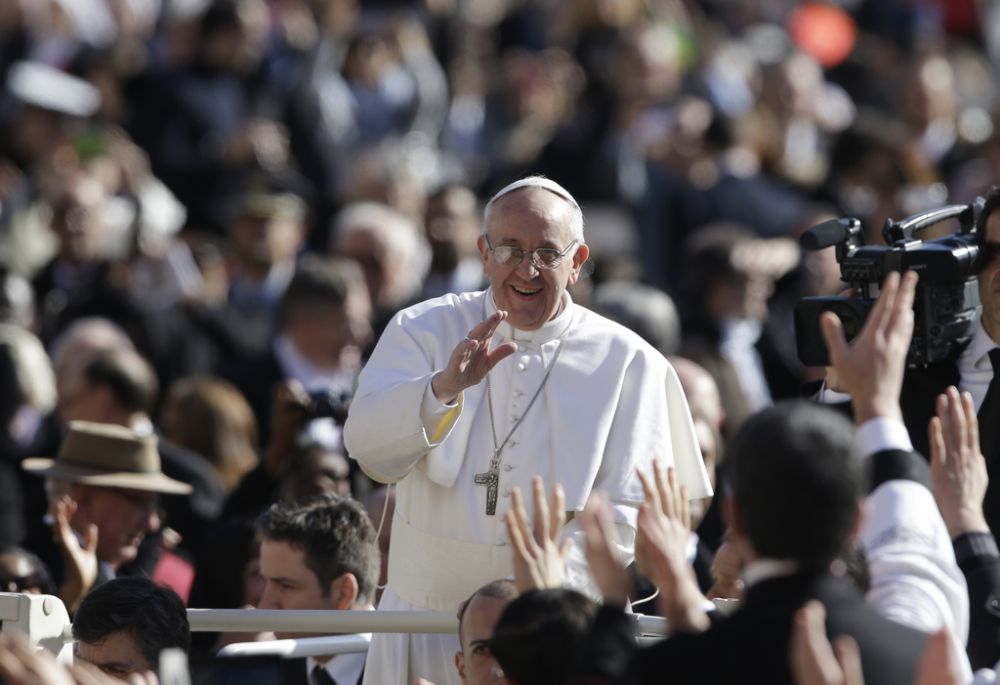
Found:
[856,417,971,681]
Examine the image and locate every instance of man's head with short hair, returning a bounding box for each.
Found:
[73,577,190,680]
[276,256,372,371]
[256,494,379,638]
[485,588,598,685]
[455,579,517,685]
[725,400,862,567]
[976,186,1000,343]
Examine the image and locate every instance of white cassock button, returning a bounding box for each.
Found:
[517,362,526,371]
[503,464,514,472]
[519,355,531,365]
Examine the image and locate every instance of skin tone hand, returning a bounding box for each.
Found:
[790,601,864,685]
[929,387,989,538]
[635,463,709,635]
[431,311,518,404]
[819,270,918,424]
[580,492,630,607]
[264,380,311,477]
[707,539,744,600]
[54,496,98,613]
[505,476,571,593]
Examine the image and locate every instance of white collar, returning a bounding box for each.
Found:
[484,287,575,346]
[741,558,800,589]
[273,335,352,391]
[306,651,366,685]
[961,316,999,372]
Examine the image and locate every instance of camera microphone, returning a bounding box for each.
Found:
[800,219,853,251]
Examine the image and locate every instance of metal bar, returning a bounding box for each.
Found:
[633,615,667,636]
[186,610,459,634]
[218,635,371,659]
[188,608,679,637]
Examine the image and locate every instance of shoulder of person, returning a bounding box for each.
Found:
[393,291,486,326]
[575,304,666,360]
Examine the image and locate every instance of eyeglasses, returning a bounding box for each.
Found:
[0,573,45,593]
[485,235,578,270]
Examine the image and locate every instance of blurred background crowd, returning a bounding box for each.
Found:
[0,0,998,652]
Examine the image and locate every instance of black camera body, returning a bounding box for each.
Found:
[794,200,985,367]
[305,389,352,424]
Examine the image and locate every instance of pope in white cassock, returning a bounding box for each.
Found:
[343,176,713,685]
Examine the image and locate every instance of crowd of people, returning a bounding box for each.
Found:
[2,0,1000,683]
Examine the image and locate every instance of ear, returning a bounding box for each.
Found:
[723,494,755,560]
[477,234,489,265]
[455,651,466,680]
[848,502,864,541]
[567,243,590,285]
[330,572,359,610]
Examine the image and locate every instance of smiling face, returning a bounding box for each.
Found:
[478,188,589,331]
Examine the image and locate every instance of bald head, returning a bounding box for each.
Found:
[670,356,724,431]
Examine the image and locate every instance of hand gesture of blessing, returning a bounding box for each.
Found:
[431,311,518,403]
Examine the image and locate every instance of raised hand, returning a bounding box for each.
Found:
[819,270,918,423]
[54,497,98,613]
[929,387,989,538]
[635,463,709,634]
[431,311,518,403]
[580,492,630,606]
[505,476,571,593]
[790,601,865,685]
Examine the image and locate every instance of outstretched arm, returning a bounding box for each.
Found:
[821,271,971,680]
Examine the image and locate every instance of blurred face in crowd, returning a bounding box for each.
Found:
[229,210,304,275]
[257,539,352,639]
[0,552,47,594]
[425,187,480,273]
[49,176,110,265]
[979,212,1000,343]
[456,593,511,685]
[284,284,372,372]
[337,227,390,309]
[71,485,161,569]
[77,630,150,679]
[479,188,589,331]
[281,447,352,503]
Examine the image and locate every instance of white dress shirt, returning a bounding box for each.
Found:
[959,318,999,412]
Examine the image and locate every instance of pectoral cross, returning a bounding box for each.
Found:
[474,463,500,515]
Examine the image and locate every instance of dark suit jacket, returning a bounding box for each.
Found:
[223,350,285,450]
[278,657,364,685]
[619,572,926,685]
[578,447,933,685]
[954,531,1000,670]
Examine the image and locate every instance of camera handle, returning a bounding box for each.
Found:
[882,200,982,245]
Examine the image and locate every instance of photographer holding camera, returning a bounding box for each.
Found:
[801,187,1000,537]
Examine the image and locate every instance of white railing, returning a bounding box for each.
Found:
[0,594,740,660]
[187,609,458,634]
[218,634,371,658]
[186,608,671,638]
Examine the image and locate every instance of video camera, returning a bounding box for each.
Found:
[794,199,986,367]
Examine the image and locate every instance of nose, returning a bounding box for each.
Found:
[258,586,280,610]
[515,254,539,279]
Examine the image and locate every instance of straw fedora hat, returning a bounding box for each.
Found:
[23,421,193,495]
